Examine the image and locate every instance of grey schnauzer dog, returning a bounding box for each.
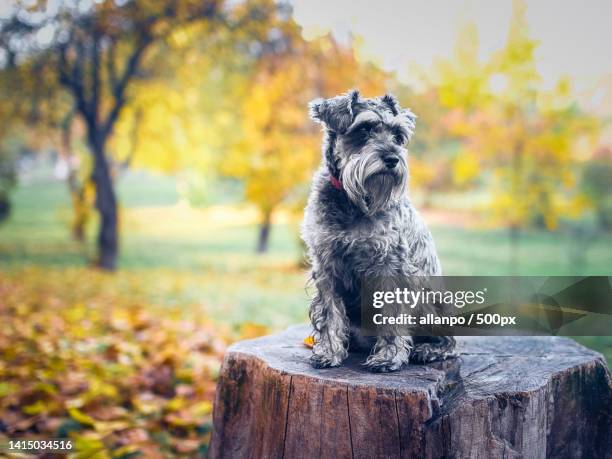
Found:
[301,89,456,372]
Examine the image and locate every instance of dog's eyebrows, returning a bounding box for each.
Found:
[347,111,381,132]
[388,116,410,135]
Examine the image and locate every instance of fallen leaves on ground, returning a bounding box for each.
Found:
[0,267,240,458]
[303,335,314,348]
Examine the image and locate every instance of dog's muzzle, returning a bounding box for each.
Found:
[383,155,399,169]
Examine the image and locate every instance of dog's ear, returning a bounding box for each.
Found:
[381,93,400,115]
[381,93,417,139]
[309,89,360,133]
[402,108,417,140]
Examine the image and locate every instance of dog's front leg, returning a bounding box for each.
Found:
[363,335,412,373]
[309,271,349,369]
[411,336,457,363]
[361,271,415,372]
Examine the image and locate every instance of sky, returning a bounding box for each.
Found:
[2,0,610,112]
[3,0,610,88]
[291,0,612,112]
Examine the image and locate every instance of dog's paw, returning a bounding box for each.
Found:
[310,352,343,369]
[362,355,404,373]
[411,344,457,364]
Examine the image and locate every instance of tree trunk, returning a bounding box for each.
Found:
[60,111,89,243]
[210,325,612,459]
[0,196,10,223]
[91,141,118,270]
[70,183,90,242]
[256,211,272,253]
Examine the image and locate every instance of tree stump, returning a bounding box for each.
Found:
[209,325,611,459]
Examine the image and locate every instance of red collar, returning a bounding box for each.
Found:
[329,175,343,190]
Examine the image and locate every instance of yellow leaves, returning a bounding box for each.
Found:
[192,400,213,417]
[547,194,590,228]
[543,213,558,231]
[564,195,590,219]
[434,22,492,111]
[33,381,59,396]
[168,27,191,49]
[22,400,48,415]
[133,393,166,415]
[166,396,187,412]
[86,378,120,401]
[0,381,16,397]
[430,1,600,231]
[431,0,589,231]
[94,420,132,436]
[224,58,319,212]
[408,157,441,191]
[453,151,480,186]
[110,66,235,176]
[69,407,97,426]
[490,192,527,228]
[0,268,226,457]
[488,162,592,230]
[303,335,314,348]
[164,400,213,427]
[222,37,388,218]
[71,434,110,459]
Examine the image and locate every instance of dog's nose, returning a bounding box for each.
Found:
[384,156,399,169]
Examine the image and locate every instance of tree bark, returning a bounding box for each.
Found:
[60,111,89,242]
[0,197,10,223]
[210,325,612,459]
[256,211,272,253]
[70,184,90,243]
[91,140,118,270]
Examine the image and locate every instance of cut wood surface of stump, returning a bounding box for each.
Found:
[209,325,612,459]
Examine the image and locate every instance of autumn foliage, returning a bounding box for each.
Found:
[0,0,611,455]
[0,268,228,457]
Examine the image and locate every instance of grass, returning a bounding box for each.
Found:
[1,170,611,363]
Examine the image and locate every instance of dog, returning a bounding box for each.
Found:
[301,89,456,372]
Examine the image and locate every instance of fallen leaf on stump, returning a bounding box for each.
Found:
[303,335,315,348]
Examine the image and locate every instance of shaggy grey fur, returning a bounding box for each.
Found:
[301,90,455,372]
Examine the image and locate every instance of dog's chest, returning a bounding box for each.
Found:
[334,213,407,271]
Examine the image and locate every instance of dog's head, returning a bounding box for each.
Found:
[309,90,416,214]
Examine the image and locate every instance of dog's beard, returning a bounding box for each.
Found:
[341,149,407,215]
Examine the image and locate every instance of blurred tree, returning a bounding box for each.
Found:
[0,0,275,269]
[400,87,459,207]
[483,1,598,233]
[0,25,71,224]
[0,31,92,241]
[109,19,255,190]
[402,0,600,273]
[445,0,600,270]
[0,142,17,223]
[582,147,612,231]
[240,55,319,253]
[404,22,490,206]
[221,29,388,252]
[57,111,95,242]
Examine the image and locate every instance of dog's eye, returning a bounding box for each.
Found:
[348,123,380,146]
[359,126,373,136]
[350,126,373,144]
[393,133,406,145]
